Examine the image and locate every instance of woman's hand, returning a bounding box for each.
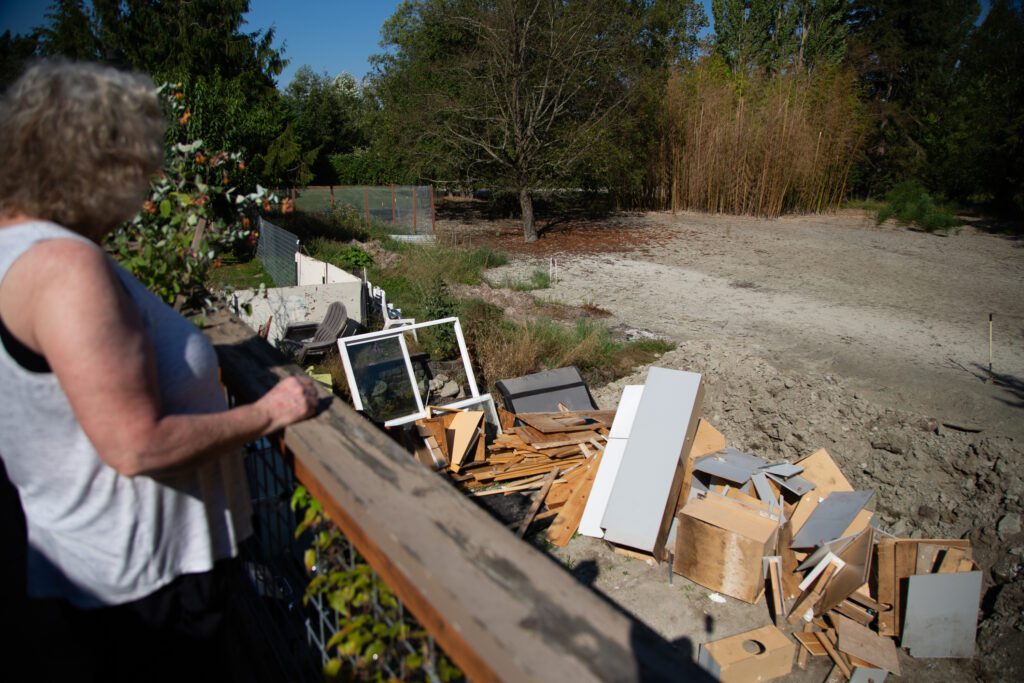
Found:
[257,375,320,432]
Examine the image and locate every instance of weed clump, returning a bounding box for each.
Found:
[876,181,964,233]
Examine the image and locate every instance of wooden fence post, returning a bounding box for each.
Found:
[364,187,369,222]
[390,184,397,224]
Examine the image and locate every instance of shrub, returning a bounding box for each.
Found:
[876,181,964,233]
[107,83,282,306]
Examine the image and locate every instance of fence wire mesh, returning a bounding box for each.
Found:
[297,186,435,236]
[236,423,448,681]
[256,217,299,287]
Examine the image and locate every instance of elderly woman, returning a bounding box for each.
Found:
[0,62,318,678]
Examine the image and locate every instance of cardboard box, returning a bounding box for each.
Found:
[698,624,795,682]
[675,493,780,603]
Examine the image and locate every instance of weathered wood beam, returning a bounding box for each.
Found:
[205,313,705,683]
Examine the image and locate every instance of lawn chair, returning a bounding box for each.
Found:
[279,302,350,364]
[379,288,417,340]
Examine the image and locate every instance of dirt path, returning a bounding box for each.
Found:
[454,208,1024,681]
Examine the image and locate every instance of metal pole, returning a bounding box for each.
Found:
[430,185,436,235]
[412,187,418,234]
[364,187,369,222]
[989,313,994,379]
[391,184,396,224]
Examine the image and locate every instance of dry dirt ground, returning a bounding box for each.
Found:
[444,208,1024,681]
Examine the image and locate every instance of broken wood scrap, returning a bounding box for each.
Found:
[816,628,853,680]
[515,410,616,432]
[546,450,603,547]
[516,467,559,538]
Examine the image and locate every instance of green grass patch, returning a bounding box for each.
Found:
[207,254,275,290]
[456,298,674,391]
[306,238,374,271]
[843,198,886,212]
[875,181,964,233]
[502,268,551,291]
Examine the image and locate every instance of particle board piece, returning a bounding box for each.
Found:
[791,491,874,549]
[834,613,900,675]
[901,570,982,658]
[681,419,727,493]
[849,668,888,683]
[698,625,795,683]
[602,367,704,556]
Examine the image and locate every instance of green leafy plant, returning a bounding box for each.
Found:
[106,83,284,306]
[876,181,964,233]
[290,486,462,681]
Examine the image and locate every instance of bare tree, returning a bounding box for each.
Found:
[377,0,645,241]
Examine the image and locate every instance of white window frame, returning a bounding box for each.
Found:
[338,317,498,429]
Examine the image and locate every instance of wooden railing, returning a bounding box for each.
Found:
[206,312,707,682]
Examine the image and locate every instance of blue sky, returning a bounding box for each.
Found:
[3,1,989,89]
[0,1,404,86]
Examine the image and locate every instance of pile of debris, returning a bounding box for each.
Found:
[390,363,984,682]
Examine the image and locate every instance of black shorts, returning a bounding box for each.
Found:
[24,558,242,683]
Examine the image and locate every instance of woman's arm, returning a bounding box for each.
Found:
[0,238,318,478]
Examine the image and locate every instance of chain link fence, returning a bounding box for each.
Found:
[256,217,300,287]
[297,186,435,236]
[237,433,449,681]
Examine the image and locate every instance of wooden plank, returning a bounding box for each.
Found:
[547,451,603,547]
[834,600,874,626]
[795,628,826,657]
[516,468,559,538]
[817,630,853,680]
[937,547,967,573]
[876,537,897,637]
[208,313,695,682]
[789,563,838,625]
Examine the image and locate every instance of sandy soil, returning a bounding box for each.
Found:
[450,208,1024,681]
[480,210,1024,440]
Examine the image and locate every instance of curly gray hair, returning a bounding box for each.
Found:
[0,60,165,236]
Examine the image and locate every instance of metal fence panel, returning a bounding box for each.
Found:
[298,186,435,236]
[257,217,299,287]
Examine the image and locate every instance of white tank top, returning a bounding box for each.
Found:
[0,221,252,607]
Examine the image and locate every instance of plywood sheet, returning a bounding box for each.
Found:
[794,448,853,494]
[602,368,704,556]
[675,495,779,603]
[834,613,900,674]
